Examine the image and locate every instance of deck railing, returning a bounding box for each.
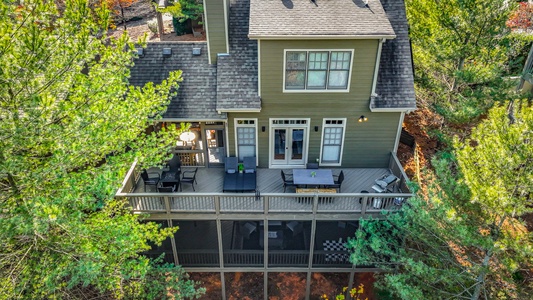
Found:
[175,249,355,268]
[172,149,205,167]
[119,192,411,215]
[389,151,411,193]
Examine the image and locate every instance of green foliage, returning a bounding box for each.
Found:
[131,259,206,299]
[159,0,203,22]
[348,101,533,299]
[406,0,518,123]
[0,1,203,299]
[501,32,533,76]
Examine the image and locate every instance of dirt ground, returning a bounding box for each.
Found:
[190,272,376,300]
[106,1,206,42]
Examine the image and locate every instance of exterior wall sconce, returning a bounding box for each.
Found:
[358,115,368,123]
[314,126,319,132]
[262,126,266,132]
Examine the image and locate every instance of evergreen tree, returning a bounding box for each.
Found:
[0,1,203,298]
[349,101,533,299]
[406,0,516,123]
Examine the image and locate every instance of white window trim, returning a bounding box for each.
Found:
[234,118,258,164]
[319,118,347,166]
[282,49,354,93]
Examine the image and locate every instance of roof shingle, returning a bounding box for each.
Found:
[129,43,226,120]
[216,0,261,111]
[372,0,416,110]
[249,0,395,38]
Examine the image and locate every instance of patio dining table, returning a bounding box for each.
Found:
[160,171,180,188]
[293,169,334,187]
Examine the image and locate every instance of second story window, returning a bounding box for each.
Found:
[285,50,352,91]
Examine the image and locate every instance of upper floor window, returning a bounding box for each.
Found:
[285,50,352,91]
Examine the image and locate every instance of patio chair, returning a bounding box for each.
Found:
[158,185,176,193]
[225,156,239,173]
[140,169,160,192]
[331,170,344,192]
[180,167,198,191]
[242,156,256,173]
[281,170,296,192]
[167,154,182,174]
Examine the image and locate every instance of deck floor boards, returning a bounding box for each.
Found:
[135,167,392,194]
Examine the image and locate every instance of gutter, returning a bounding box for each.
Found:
[248,34,396,40]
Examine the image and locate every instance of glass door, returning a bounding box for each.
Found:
[205,128,225,167]
[272,128,306,166]
[290,129,304,164]
[273,129,287,165]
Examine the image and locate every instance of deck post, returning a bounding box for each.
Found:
[168,219,179,266]
[220,271,226,300]
[361,196,368,215]
[264,271,268,300]
[348,269,355,297]
[306,195,319,300]
[164,196,171,213]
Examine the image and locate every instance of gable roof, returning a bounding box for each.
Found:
[371,0,416,110]
[129,43,226,121]
[129,0,415,118]
[249,0,395,39]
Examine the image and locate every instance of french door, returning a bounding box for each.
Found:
[272,127,306,166]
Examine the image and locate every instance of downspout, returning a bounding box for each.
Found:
[393,112,405,154]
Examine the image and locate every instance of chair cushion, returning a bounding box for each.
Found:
[227,169,236,174]
[244,169,255,174]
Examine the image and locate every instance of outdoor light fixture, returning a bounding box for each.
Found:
[179,131,196,142]
[314,126,319,132]
[262,126,266,132]
[358,115,368,122]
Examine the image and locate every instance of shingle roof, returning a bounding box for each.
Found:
[372,0,416,110]
[216,0,261,111]
[129,43,226,120]
[249,0,395,38]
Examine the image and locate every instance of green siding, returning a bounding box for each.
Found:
[204,0,228,63]
[228,113,400,168]
[226,39,401,168]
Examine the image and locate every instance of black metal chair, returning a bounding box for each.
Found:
[281,170,296,192]
[158,185,176,193]
[331,170,344,192]
[140,169,160,192]
[167,154,182,174]
[180,167,198,191]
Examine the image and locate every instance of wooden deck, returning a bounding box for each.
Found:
[135,167,395,194]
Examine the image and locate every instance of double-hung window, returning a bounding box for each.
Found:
[235,119,257,161]
[285,50,352,91]
[320,119,346,165]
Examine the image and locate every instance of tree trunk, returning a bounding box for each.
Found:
[471,249,492,300]
[121,6,126,30]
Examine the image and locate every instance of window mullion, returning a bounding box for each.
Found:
[304,51,309,90]
[324,51,331,90]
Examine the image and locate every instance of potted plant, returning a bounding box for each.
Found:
[238,163,244,173]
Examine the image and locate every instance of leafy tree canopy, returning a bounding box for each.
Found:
[406,0,517,123]
[0,0,203,298]
[349,101,533,299]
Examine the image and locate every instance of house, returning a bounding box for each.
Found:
[122,0,416,298]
